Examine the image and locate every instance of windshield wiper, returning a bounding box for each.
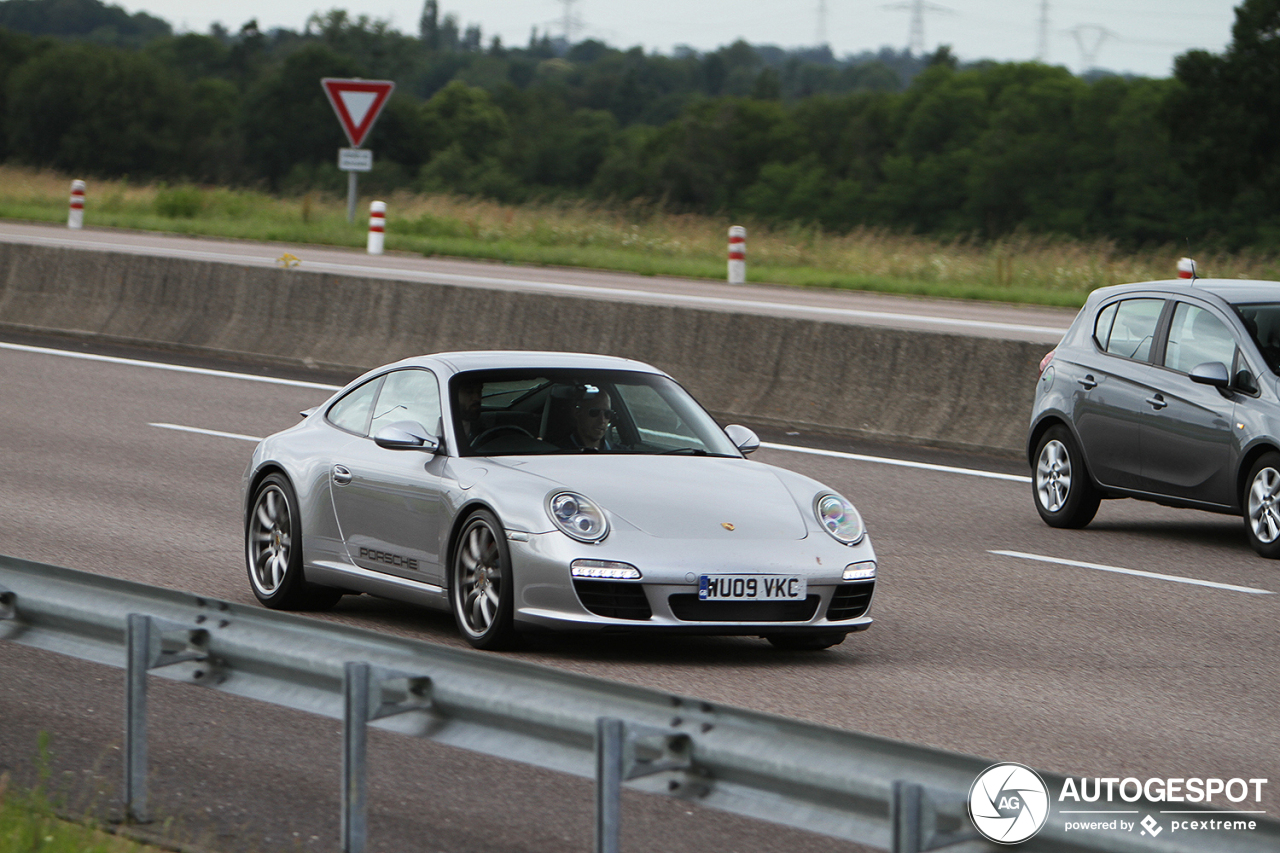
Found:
[659,447,708,455]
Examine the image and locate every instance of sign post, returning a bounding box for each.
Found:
[321,78,395,222]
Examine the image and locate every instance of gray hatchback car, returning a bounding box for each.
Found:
[1028,278,1280,558]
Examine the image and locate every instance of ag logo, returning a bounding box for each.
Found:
[968,762,1050,844]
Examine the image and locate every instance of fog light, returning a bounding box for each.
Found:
[571,559,641,580]
[843,561,877,582]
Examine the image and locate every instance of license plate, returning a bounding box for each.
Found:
[698,575,807,601]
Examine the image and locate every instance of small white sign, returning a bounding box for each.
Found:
[338,148,373,172]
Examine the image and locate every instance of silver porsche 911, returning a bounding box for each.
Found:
[242,351,877,650]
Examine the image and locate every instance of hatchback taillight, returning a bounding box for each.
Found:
[1039,350,1055,376]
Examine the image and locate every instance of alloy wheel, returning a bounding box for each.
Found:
[1036,439,1072,513]
[457,521,502,636]
[1248,466,1280,544]
[249,485,291,595]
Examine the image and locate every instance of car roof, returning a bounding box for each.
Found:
[384,350,667,377]
[1094,278,1280,305]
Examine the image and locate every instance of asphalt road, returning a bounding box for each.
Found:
[0,334,1276,852]
[0,220,1077,344]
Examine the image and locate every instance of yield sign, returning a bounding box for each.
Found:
[321,78,395,147]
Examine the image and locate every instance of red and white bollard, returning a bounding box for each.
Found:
[367,201,385,255]
[68,180,85,229]
[728,226,746,284]
[1177,257,1196,279]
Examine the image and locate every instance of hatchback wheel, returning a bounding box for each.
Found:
[450,510,519,650]
[1244,453,1280,558]
[1033,425,1100,528]
[246,473,343,610]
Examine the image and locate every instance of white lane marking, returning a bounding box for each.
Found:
[761,442,1032,483]
[0,231,1068,338]
[990,550,1275,595]
[8,341,1030,482]
[0,341,342,391]
[150,423,263,442]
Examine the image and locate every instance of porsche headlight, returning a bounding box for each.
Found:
[547,491,609,542]
[815,493,865,545]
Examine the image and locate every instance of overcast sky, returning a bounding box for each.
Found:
[119,0,1241,78]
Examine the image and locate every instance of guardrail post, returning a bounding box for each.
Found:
[892,781,980,853]
[595,718,625,853]
[123,614,210,825]
[342,662,434,853]
[124,614,151,823]
[343,661,371,853]
[595,718,695,853]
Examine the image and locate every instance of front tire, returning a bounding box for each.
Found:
[450,510,519,650]
[1244,452,1280,558]
[1032,425,1101,529]
[246,473,343,610]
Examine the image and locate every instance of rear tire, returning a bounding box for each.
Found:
[1244,452,1280,559]
[246,473,344,610]
[765,632,846,651]
[1032,425,1101,529]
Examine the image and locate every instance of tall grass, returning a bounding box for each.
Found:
[4,165,1279,307]
[0,733,163,853]
[0,777,160,853]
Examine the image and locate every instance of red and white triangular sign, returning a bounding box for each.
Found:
[321,78,395,148]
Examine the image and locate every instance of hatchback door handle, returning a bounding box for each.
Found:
[1146,395,1168,410]
[332,465,353,486]
[1078,375,1097,389]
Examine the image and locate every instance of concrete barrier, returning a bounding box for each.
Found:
[0,240,1046,456]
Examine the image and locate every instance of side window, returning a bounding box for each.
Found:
[1102,299,1163,361]
[370,369,442,437]
[1164,303,1238,374]
[326,377,382,435]
[1093,302,1118,350]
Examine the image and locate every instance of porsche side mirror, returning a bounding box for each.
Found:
[725,424,761,455]
[374,421,441,453]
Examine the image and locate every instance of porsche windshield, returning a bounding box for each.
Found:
[450,368,740,457]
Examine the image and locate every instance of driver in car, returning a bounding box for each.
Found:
[454,376,484,450]
[561,386,617,452]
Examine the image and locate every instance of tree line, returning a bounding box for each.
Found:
[1,0,1277,249]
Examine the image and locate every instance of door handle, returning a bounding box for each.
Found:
[1145,395,1168,410]
[332,465,353,486]
[1078,375,1097,389]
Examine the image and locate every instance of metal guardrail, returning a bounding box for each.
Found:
[0,553,1275,853]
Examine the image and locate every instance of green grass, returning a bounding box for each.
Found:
[0,734,166,853]
[5,165,1280,308]
[0,783,158,853]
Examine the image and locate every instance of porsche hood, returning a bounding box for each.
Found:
[492,455,812,540]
